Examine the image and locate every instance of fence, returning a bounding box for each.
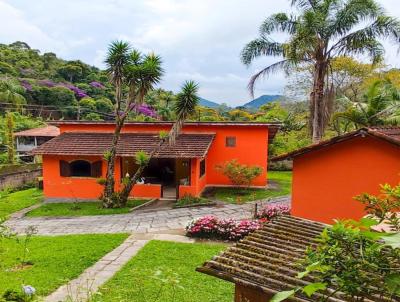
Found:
[0,164,42,191]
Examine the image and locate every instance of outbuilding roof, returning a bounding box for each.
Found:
[197,215,398,302]
[31,132,215,158]
[14,125,60,137]
[197,215,328,301]
[272,127,400,161]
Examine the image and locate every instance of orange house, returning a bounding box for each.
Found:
[272,127,400,224]
[32,121,280,201]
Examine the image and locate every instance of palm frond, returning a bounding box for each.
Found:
[136,53,164,104]
[260,13,298,35]
[241,37,285,66]
[169,80,199,145]
[329,0,384,38]
[331,16,400,62]
[174,80,199,119]
[105,41,130,84]
[291,0,318,10]
[247,60,294,97]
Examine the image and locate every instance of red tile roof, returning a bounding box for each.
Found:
[31,132,215,158]
[272,127,400,161]
[14,125,60,137]
[197,215,397,301]
[48,121,281,143]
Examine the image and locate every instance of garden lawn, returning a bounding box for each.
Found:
[92,240,233,302]
[0,188,42,220]
[212,171,292,203]
[26,199,148,217]
[0,233,128,297]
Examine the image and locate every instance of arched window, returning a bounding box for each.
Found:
[59,160,102,177]
[70,160,92,177]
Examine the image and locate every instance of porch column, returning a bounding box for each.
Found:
[190,158,200,192]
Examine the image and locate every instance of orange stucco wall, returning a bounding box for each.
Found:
[292,136,400,224]
[178,158,207,198]
[131,184,161,198]
[59,123,269,187]
[42,123,270,200]
[42,155,105,199]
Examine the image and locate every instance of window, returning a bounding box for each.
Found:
[225,136,236,147]
[200,159,206,177]
[70,160,92,177]
[60,160,102,177]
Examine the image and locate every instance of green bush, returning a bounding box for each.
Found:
[216,159,262,188]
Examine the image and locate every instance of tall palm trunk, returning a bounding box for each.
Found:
[103,80,124,208]
[103,120,123,208]
[310,61,327,143]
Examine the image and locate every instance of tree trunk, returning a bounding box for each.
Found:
[310,62,327,143]
[118,140,165,205]
[102,119,124,208]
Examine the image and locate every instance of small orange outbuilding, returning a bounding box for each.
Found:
[272,127,400,224]
[32,121,280,201]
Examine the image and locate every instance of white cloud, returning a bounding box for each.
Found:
[1,0,400,105]
[0,1,59,52]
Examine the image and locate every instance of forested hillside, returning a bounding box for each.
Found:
[1,41,400,165]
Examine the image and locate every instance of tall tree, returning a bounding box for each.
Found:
[102,41,163,208]
[241,0,400,142]
[118,81,199,202]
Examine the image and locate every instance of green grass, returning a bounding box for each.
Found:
[92,240,233,302]
[26,199,149,217]
[212,171,292,203]
[0,233,128,297]
[175,195,212,207]
[0,188,42,220]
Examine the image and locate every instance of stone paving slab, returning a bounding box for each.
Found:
[44,234,195,302]
[45,235,149,302]
[6,196,290,235]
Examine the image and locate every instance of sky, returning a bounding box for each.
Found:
[1,0,400,106]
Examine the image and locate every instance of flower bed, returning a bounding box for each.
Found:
[257,204,290,220]
[185,216,261,241]
[185,204,290,241]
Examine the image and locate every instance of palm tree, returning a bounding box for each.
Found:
[118,80,199,203]
[241,0,400,143]
[334,78,400,129]
[169,81,199,144]
[102,41,163,208]
[0,78,26,108]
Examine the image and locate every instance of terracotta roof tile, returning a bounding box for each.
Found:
[14,125,60,137]
[197,215,397,302]
[31,132,214,158]
[48,121,281,143]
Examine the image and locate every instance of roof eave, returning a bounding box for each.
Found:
[271,128,400,162]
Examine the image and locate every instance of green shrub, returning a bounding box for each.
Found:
[216,159,262,188]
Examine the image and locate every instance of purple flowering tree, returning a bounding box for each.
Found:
[89,81,105,89]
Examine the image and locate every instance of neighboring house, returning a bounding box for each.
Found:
[14,125,60,161]
[31,121,280,201]
[272,127,400,224]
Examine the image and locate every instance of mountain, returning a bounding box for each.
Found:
[242,94,283,109]
[199,97,220,108]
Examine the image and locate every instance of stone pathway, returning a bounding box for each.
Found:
[45,234,194,302]
[6,196,290,235]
